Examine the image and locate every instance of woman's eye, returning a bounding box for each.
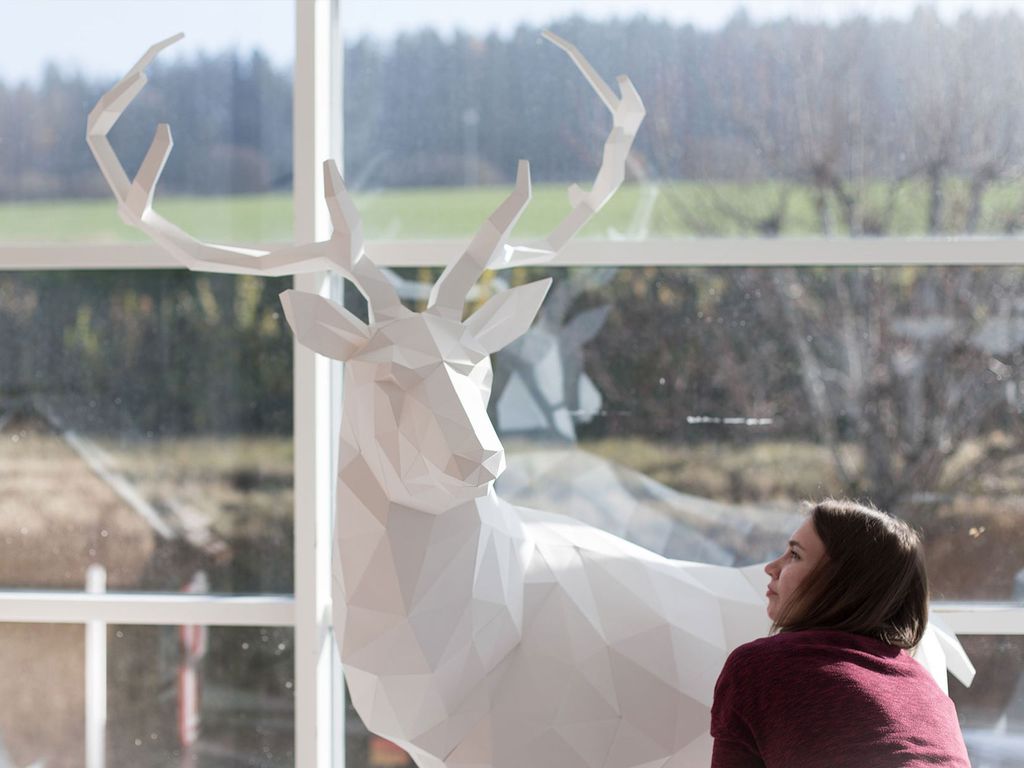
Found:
[788,550,801,561]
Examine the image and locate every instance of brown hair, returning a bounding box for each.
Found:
[773,499,928,649]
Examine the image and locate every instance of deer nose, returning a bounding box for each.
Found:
[445,449,504,485]
[478,448,505,480]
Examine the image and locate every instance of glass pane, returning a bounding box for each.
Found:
[951,636,1024,768]
[0,0,293,243]
[346,265,1024,595]
[345,689,413,768]
[337,263,1024,763]
[0,272,293,593]
[342,1,1024,238]
[508,265,1024,597]
[0,623,293,768]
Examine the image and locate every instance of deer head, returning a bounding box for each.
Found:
[281,162,554,509]
[87,31,645,511]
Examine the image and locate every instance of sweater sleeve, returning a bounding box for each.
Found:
[710,647,765,768]
[711,737,766,768]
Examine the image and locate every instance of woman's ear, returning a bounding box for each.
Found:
[464,279,552,354]
[279,289,370,361]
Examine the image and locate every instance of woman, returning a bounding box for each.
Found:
[710,499,971,767]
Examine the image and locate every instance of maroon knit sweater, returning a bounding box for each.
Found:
[710,629,971,768]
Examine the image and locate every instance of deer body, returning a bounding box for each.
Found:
[320,310,770,767]
[89,32,974,768]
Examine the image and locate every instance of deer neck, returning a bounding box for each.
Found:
[337,416,497,512]
[334,378,527,747]
[334,414,526,667]
[337,362,502,514]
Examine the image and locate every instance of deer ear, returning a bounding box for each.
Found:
[562,305,612,347]
[279,289,370,361]
[464,278,552,354]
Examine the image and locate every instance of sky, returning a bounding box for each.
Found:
[0,0,1020,84]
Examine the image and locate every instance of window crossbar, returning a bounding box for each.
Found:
[4,237,1024,271]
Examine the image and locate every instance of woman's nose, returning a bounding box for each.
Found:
[764,560,778,577]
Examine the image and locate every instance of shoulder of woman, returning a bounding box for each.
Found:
[714,636,790,724]
[721,634,787,676]
[721,630,839,679]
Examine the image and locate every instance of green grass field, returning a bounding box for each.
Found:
[5,178,1024,244]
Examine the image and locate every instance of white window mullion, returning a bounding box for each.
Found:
[4,236,1024,271]
[2,595,1019,636]
[294,2,339,768]
[0,243,179,270]
[359,236,1024,268]
[932,602,1024,635]
[0,592,294,626]
[0,242,300,270]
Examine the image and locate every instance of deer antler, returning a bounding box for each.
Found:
[511,30,646,264]
[86,34,406,322]
[427,31,646,317]
[428,160,533,320]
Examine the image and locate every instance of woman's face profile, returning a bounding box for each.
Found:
[764,517,827,621]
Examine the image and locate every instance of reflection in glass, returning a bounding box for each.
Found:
[0,623,293,768]
[350,266,1024,590]
[502,266,1024,597]
[951,636,1024,768]
[0,272,293,593]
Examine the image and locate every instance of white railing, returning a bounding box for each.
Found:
[2,592,1020,632]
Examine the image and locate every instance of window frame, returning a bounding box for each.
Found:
[0,2,1023,767]
[0,2,340,766]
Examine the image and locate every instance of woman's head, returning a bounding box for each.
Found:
[764,499,928,649]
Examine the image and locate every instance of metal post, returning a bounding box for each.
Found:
[85,563,107,768]
[294,1,339,766]
[178,571,209,768]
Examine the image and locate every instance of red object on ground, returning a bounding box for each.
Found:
[368,734,412,767]
[178,572,209,753]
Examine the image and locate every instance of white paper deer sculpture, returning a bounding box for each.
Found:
[89,33,974,768]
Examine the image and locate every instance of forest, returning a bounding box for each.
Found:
[2,7,1024,236]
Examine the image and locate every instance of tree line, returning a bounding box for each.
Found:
[4,7,1024,236]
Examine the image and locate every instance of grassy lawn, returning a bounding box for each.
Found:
[579,435,847,502]
[0,194,295,244]
[5,178,1024,243]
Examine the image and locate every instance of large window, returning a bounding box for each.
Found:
[0,622,294,768]
[0,271,294,594]
[342,0,1024,240]
[2,2,1023,768]
[339,2,1024,766]
[0,2,300,766]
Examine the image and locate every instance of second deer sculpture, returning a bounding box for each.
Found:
[88,32,973,768]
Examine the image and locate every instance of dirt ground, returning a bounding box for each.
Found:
[0,417,156,590]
